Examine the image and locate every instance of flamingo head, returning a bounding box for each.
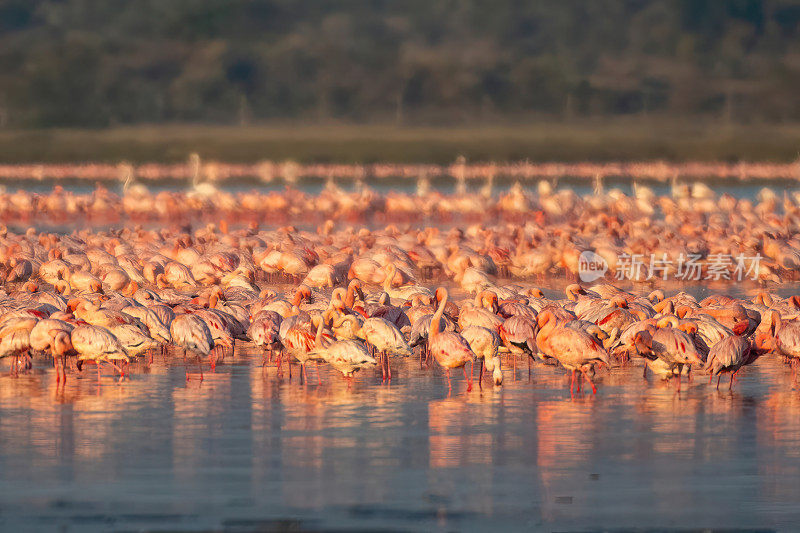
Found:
[527,287,544,298]
[632,329,653,354]
[732,320,750,336]
[434,287,447,305]
[22,281,38,293]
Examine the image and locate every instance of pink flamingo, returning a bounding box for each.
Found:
[428,288,476,391]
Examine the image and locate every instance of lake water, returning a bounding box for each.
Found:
[3,174,800,199]
[1,324,799,531]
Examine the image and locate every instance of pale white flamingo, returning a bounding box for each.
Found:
[460,325,500,384]
[71,324,130,380]
[358,317,412,381]
[170,314,213,380]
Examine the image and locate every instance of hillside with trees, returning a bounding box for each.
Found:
[1,0,799,128]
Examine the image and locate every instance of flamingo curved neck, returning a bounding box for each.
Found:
[430,289,448,339]
[314,316,324,347]
[345,281,361,308]
[771,310,782,335]
[383,264,396,291]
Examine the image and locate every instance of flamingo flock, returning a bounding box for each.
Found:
[0,176,799,287]
[0,179,799,397]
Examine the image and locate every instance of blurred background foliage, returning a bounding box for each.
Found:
[2,0,800,128]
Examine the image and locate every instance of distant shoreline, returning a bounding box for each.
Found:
[0,159,797,183]
[1,120,800,166]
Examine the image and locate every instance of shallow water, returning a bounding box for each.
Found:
[4,174,800,199]
[1,328,800,531]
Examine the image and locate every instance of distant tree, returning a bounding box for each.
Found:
[0,0,799,126]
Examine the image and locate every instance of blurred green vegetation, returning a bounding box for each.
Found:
[2,1,800,130]
[1,121,800,163]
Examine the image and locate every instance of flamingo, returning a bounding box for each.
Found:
[381,263,433,301]
[458,290,503,333]
[308,325,377,381]
[358,317,412,381]
[248,310,283,363]
[71,324,130,380]
[498,314,538,373]
[536,309,609,394]
[30,318,75,381]
[704,334,755,390]
[428,288,476,391]
[0,321,35,374]
[460,325,500,384]
[283,314,330,383]
[170,314,214,380]
[632,322,705,387]
[109,324,158,358]
[767,310,800,382]
[408,312,456,363]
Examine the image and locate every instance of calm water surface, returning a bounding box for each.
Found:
[4,175,800,199]
[1,321,800,531]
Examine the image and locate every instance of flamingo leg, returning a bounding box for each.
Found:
[386,352,391,381]
[446,368,452,391]
[729,373,735,390]
[317,362,322,385]
[582,369,597,394]
[716,375,722,390]
[107,361,126,381]
[570,369,576,399]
